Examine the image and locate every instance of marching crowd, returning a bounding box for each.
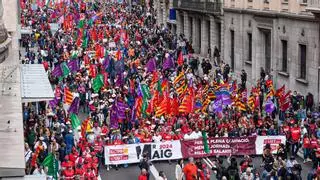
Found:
[19,0,320,180]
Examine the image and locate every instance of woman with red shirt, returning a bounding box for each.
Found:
[63,166,75,180]
[290,124,301,156]
[75,164,85,180]
[303,134,311,162]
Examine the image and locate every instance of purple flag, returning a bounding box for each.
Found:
[68,97,80,114]
[51,65,63,77]
[163,56,174,70]
[116,100,129,119]
[213,99,223,113]
[49,97,59,109]
[115,74,124,87]
[146,58,156,72]
[265,98,275,114]
[67,60,79,72]
[103,55,110,70]
[110,104,119,129]
[222,95,232,105]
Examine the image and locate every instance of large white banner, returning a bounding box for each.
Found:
[104,140,183,165]
[255,136,286,154]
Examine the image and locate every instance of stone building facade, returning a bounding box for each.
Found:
[0,0,25,177]
[163,0,320,104]
[172,0,223,58]
[223,0,320,104]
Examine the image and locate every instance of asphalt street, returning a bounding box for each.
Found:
[100,156,313,180]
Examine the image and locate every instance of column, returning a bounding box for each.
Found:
[156,1,162,25]
[176,11,182,35]
[220,19,225,61]
[183,12,190,40]
[210,16,218,58]
[201,18,209,56]
[162,2,167,27]
[192,17,200,54]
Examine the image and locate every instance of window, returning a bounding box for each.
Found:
[248,33,252,62]
[299,44,307,79]
[302,0,308,3]
[281,40,288,72]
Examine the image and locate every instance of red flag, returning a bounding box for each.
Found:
[90,28,97,42]
[84,55,90,66]
[89,65,97,78]
[116,49,122,61]
[276,85,285,97]
[266,79,273,88]
[280,90,291,104]
[95,44,101,58]
[102,72,109,87]
[171,97,179,116]
[177,51,183,66]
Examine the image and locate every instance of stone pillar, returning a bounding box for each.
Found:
[176,11,182,35]
[162,2,167,27]
[156,1,162,25]
[220,19,224,61]
[183,12,190,40]
[201,18,209,56]
[192,17,200,54]
[210,16,218,58]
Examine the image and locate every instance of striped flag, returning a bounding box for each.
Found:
[135,96,143,118]
[64,87,73,105]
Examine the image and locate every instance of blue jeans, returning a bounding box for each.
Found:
[291,142,299,156]
[304,148,310,159]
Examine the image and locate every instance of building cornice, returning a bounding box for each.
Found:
[224,8,317,22]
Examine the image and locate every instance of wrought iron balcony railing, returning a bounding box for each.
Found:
[172,0,222,14]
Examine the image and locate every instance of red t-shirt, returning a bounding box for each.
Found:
[138,175,148,180]
[75,168,85,176]
[311,138,318,149]
[303,137,311,148]
[173,134,183,140]
[291,127,301,142]
[61,161,74,169]
[63,169,74,179]
[143,136,153,143]
[162,134,172,141]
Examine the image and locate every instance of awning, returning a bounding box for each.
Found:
[21,64,54,103]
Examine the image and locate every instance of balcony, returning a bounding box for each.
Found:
[172,0,222,14]
[306,0,320,16]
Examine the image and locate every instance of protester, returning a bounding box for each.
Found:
[183,157,198,180]
[19,0,320,179]
[175,159,184,180]
[138,169,148,180]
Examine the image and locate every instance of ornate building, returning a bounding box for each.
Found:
[0,0,25,177]
[160,0,320,104]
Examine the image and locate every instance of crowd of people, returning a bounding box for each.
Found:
[19,0,320,179]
